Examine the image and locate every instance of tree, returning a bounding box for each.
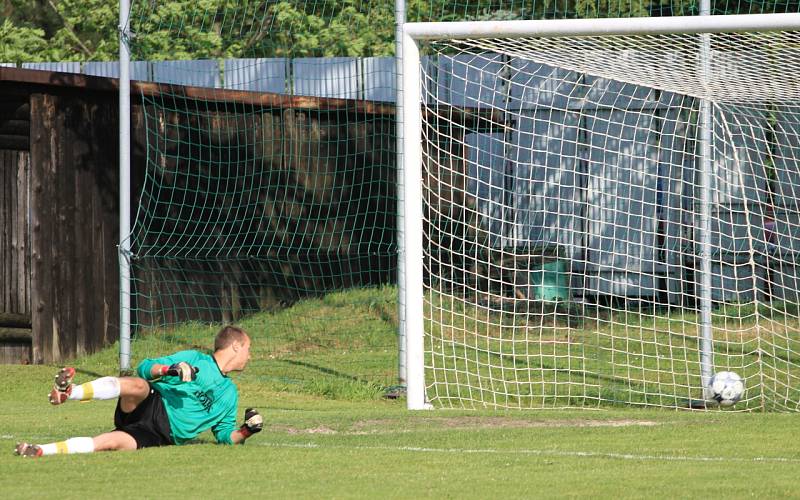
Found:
[0,0,793,63]
[251,0,395,57]
[0,19,53,63]
[1,0,62,37]
[48,0,119,60]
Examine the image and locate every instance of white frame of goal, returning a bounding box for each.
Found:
[401,13,800,410]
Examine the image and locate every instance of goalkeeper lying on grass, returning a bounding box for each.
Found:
[15,325,263,457]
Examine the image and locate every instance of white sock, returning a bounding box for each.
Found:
[68,377,121,401]
[39,437,95,455]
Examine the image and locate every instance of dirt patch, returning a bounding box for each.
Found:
[271,424,338,435]
[351,417,662,433]
[268,418,661,436]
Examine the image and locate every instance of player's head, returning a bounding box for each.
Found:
[214,325,251,370]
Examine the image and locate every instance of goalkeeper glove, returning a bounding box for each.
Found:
[239,408,263,438]
[160,362,198,382]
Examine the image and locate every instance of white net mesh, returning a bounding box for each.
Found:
[419,27,800,410]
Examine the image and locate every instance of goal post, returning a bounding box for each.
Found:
[401,31,427,410]
[402,13,800,410]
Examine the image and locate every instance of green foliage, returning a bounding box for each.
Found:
[0,19,53,63]
[48,0,119,60]
[3,0,800,62]
[1,0,119,61]
[409,0,698,20]
[129,0,396,59]
[129,0,227,60]
[1,0,62,36]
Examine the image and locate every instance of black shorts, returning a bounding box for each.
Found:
[114,384,173,449]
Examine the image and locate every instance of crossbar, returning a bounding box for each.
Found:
[404,12,800,40]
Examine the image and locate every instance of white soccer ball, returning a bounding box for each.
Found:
[707,371,745,407]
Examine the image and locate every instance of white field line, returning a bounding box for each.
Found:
[3,434,797,463]
[254,441,800,464]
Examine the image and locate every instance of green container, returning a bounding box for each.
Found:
[529,259,569,302]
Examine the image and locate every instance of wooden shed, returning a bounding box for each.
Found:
[1,68,123,364]
[0,67,402,364]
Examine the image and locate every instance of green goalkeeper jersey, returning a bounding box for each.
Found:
[137,350,238,445]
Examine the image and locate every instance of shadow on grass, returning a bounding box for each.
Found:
[76,368,108,379]
[280,359,367,384]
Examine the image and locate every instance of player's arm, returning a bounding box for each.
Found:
[136,351,199,382]
[230,408,263,444]
[147,362,198,382]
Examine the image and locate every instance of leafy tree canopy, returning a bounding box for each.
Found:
[0,0,793,64]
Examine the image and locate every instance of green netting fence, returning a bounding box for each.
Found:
[122,0,800,392]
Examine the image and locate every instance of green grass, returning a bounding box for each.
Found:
[426,291,800,410]
[2,362,800,498]
[115,286,400,400]
[119,286,800,411]
[4,287,800,497]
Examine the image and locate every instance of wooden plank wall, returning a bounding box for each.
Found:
[29,93,119,363]
[1,69,397,363]
[0,150,30,317]
[0,149,32,363]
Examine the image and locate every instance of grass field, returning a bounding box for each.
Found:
[3,288,800,498]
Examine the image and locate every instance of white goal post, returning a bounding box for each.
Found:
[402,13,800,411]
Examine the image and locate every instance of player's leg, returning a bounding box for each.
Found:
[92,430,138,451]
[15,431,136,458]
[116,377,151,413]
[49,367,150,412]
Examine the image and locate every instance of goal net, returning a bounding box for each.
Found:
[403,14,800,411]
[120,1,399,391]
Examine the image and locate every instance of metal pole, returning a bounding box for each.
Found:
[404,13,800,39]
[119,0,132,373]
[699,0,714,390]
[395,0,407,387]
[402,28,429,410]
